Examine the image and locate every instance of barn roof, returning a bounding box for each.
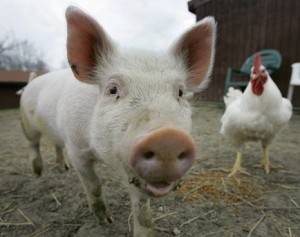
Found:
[0,70,44,83]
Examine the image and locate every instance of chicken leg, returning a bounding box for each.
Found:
[254,144,282,174]
[227,151,250,177]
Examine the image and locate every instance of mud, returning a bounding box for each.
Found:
[0,102,299,237]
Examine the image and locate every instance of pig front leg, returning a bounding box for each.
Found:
[55,146,69,170]
[129,185,154,237]
[20,117,43,176]
[29,142,43,176]
[69,150,114,223]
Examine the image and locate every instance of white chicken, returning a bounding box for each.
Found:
[220,53,293,177]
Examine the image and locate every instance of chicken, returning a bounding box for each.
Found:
[220,53,292,177]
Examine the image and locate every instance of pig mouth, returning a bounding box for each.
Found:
[129,177,175,197]
[145,181,175,197]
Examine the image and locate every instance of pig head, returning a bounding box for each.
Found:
[20,6,216,237]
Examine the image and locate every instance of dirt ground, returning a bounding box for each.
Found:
[0,102,299,237]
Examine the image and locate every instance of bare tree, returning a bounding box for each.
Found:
[0,34,48,71]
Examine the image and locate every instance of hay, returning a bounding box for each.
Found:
[176,170,266,206]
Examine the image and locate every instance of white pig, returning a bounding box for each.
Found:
[20,6,216,237]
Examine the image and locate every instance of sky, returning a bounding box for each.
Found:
[0,0,196,70]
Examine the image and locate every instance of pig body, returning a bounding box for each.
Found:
[20,6,216,237]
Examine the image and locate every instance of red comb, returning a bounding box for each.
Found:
[254,53,261,72]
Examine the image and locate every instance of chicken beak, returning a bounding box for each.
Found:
[251,74,259,80]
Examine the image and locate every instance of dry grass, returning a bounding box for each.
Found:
[177,170,267,206]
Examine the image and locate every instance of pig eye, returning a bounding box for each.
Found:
[178,89,183,97]
[109,86,118,95]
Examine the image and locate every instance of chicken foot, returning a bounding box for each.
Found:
[254,145,282,174]
[224,151,250,177]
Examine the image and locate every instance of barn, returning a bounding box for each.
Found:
[188,0,300,106]
[1,0,299,108]
[0,70,44,109]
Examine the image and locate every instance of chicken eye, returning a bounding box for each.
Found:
[178,89,183,97]
[109,86,118,95]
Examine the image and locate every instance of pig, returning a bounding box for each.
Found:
[20,6,216,237]
[16,72,38,95]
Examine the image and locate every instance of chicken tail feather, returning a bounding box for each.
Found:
[223,87,243,107]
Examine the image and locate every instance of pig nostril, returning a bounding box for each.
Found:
[178,151,187,160]
[144,151,155,160]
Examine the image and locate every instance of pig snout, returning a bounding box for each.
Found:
[130,127,195,196]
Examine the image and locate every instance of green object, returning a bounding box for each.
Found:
[224,49,282,95]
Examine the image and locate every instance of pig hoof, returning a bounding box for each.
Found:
[55,159,69,171]
[33,164,42,177]
[106,214,114,224]
[94,210,114,224]
[34,170,42,177]
[92,202,114,224]
[58,163,69,171]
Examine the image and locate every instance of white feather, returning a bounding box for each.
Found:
[223,87,243,108]
[220,67,293,149]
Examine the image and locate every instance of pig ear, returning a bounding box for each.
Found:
[171,17,216,91]
[66,6,115,83]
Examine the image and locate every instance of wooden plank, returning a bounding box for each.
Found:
[189,0,300,105]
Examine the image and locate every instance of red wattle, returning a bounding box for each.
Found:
[251,79,264,96]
